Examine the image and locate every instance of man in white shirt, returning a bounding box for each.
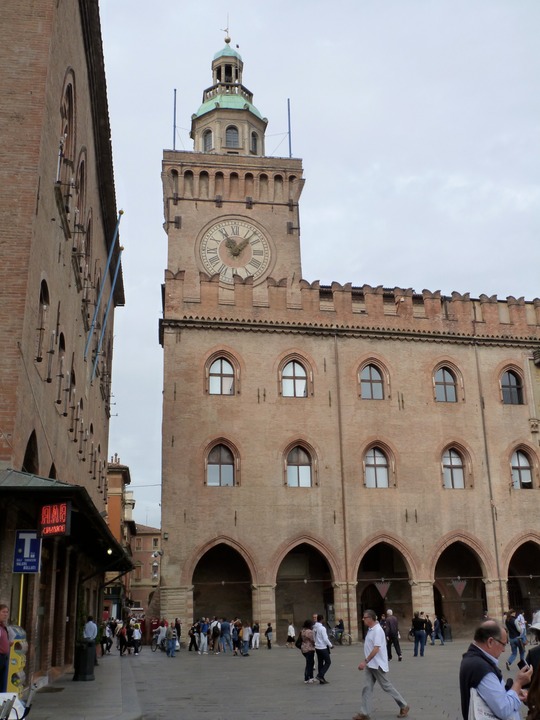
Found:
[83,616,98,641]
[312,614,332,684]
[354,609,409,720]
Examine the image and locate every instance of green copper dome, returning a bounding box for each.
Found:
[213,44,242,61]
[195,94,263,119]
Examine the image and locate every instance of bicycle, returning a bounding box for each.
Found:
[151,633,166,652]
[328,627,353,645]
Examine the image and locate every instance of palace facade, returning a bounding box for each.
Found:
[0,0,129,681]
[159,38,540,641]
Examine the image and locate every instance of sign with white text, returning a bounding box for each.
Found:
[13,530,42,573]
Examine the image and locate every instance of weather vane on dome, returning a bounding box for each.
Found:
[220,17,231,44]
[220,17,239,48]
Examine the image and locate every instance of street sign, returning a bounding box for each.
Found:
[13,530,42,573]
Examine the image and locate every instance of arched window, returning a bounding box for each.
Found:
[225,126,239,148]
[286,446,312,487]
[59,80,75,188]
[359,364,384,399]
[203,129,212,153]
[251,132,258,154]
[442,448,465,489]
[282,360,307,397]
[36,280,50,362]
[434,366,457,403]
[207,444,235,486]
[511,450,533,489]
[75,157,86,239]
[501,370,524,405]
[208,357,235,395]
[364,447,389,488]
[55,333,66,405]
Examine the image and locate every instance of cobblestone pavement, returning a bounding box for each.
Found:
[30,638,530,720]
[130,640,474,720]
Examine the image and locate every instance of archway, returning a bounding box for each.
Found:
[192,544,252,622]
[357,542,412,637]
[507,541,540,618]
[22,430,39,475]
[275,543,333,644]
[434,541,486,634]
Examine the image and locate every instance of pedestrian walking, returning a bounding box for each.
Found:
[353,609,409,720]
[312,614,332,684]
[264,622,273,649]
[385,609,402,661]
[286,621,296,648]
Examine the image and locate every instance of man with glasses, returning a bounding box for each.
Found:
[354,609,409,720]
[459,620,531,720]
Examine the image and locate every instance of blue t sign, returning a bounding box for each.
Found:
[13,530,41,573]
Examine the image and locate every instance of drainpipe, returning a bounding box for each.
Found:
[334,333,352,636]
[473,342,505,615]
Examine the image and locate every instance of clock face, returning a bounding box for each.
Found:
[199,218,272,285]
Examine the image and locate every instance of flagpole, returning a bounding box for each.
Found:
[91,246,124,382]
[84,210,123,360]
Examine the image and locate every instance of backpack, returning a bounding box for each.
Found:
[212,623,220,638]
[295,633,303,650]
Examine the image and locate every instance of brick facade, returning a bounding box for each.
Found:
[0,0,126,682]
[159,40,540,643]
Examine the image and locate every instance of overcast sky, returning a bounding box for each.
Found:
[100,1,540,529]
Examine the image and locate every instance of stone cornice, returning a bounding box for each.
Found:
[159,315,540,348]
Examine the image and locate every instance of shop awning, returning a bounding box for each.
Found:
[0,468,133,572]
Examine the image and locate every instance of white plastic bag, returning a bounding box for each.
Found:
[468,688,498,720]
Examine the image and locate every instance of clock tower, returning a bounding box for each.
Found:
[161,35,304,304]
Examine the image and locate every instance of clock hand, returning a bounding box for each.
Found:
[236,238,249,253]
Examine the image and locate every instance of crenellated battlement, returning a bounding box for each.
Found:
[162,271,540,342]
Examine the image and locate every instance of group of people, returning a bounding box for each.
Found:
[98,616,144,656]
[350,609,540,720]
[153,617,182,657]
[184,617,269,655]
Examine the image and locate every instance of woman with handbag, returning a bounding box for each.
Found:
[299,619,316,684]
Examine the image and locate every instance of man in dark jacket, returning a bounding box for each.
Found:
[459,621,531,720]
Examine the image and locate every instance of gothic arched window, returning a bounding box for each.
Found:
[511,450,533,489]
[208,357,235,395]
[364,447,390,488]
[434,366,458,403]
[359,363,385,400]
[207,444,235,486]
[501,369,524,405]
[286,446,312,487]
[442,448,465,489]
[281,360,308,397]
